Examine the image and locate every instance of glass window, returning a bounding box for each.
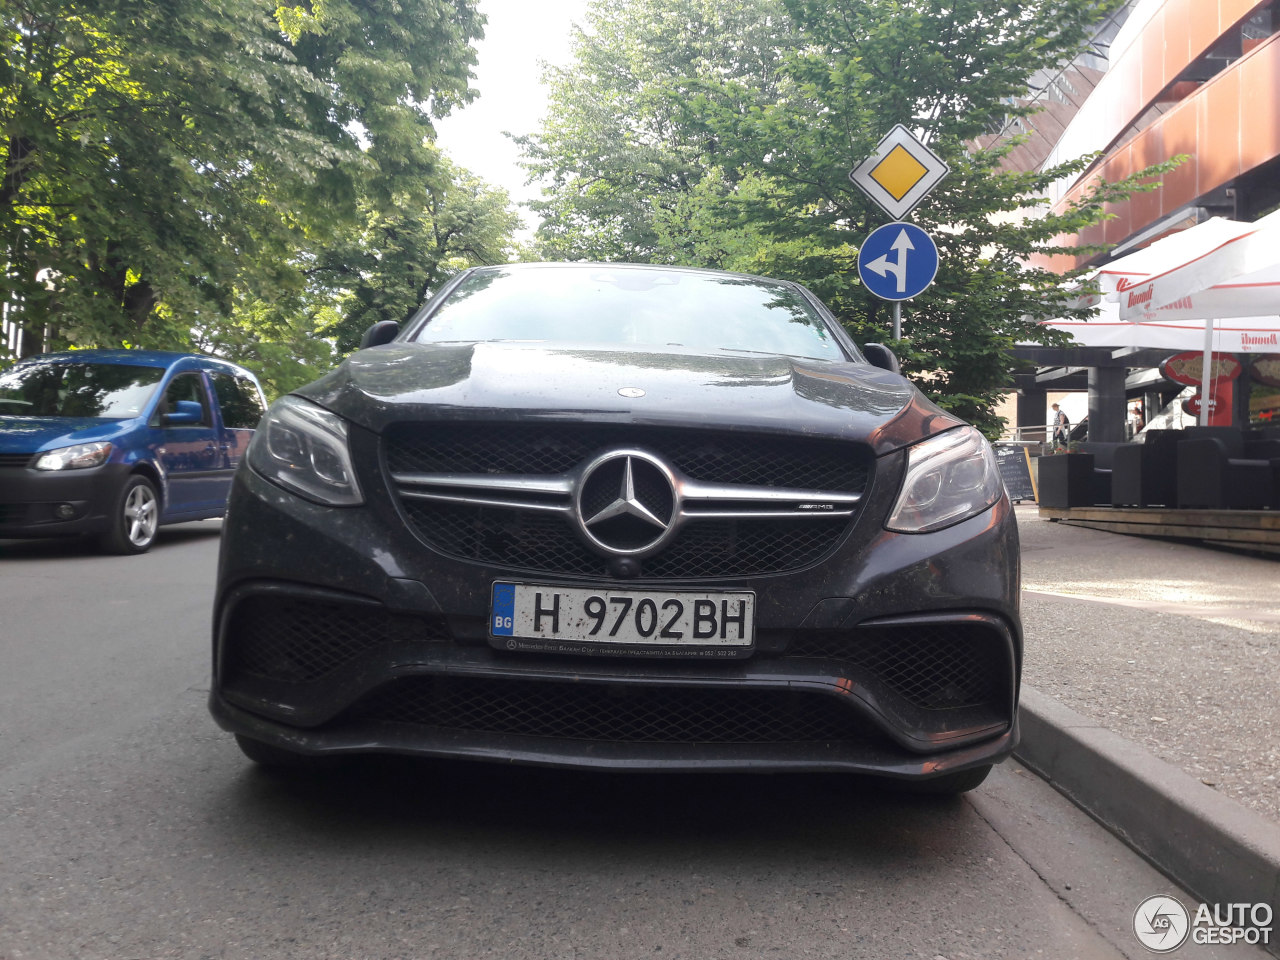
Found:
[210,373,266,429]
[0,360,166,418]
[413,266,847,362]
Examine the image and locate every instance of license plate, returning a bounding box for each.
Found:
[490,582,755,655]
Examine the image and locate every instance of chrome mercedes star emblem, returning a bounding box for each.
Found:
[584,456,667,530]
[574,450,678,556]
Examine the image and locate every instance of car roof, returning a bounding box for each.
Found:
[11,349,256,379]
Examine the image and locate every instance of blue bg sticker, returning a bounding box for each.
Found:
[491,583,515,635]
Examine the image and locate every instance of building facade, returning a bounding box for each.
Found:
[1004,0,1280,439]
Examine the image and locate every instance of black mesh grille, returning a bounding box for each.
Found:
[385,423,869,492]
[0,503,34,525]
[387,422,867,578]
[642,518,848,577]
[0,453,33,468]
[785,623,1007,710]
[225,595,452,683]
[347,676,880,744]
[402,500,849,577]
[404,500,603,574]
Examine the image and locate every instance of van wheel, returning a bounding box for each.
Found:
[100,475,160,554]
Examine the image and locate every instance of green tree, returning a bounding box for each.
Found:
[207,152,522,397]
[517,0,794,262]
[0,0,485,362]
[522,0,1169,434]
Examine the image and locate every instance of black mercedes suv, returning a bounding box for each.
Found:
[210,262,1021,793]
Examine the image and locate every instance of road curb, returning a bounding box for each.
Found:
[1015,685,1280,953]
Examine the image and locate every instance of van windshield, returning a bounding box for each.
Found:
[0,361,166,418]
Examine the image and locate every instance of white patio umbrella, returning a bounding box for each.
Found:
[1117,207,1280,317]
[1077,212,1280,424]
[1118,264,1280,322]
[1093,217,1261,299]
[1041,315,1280,352]
[1039,295,1280,352]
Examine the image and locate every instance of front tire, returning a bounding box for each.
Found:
[99,475,160,554]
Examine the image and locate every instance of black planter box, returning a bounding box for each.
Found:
[1038,453,1102,508]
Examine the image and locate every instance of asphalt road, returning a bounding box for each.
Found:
[0,524,1262,960]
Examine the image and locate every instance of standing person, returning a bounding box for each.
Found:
[1131,403,1145,431]
[1051,403,1070,447]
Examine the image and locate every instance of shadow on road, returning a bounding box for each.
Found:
[0,520,222,561]
[219,756,971,860]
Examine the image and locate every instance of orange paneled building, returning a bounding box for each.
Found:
[1005,0,1280,438]
[1053,0,1279,258]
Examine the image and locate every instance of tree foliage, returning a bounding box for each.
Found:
[203,152,521,397]
[1,0,518,392]
[517,0,794,262]
[521,0,1170,433]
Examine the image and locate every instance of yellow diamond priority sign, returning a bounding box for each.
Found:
[850,125,949,220]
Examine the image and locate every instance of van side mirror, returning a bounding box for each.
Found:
[862,343,901,374]
[360,320,400,349]
[162,400,204,426]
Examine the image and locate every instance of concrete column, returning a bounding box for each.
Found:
[1017,387,1048,441]
[1088,367,1127,442]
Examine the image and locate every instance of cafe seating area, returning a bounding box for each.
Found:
[1035,426,1280,551]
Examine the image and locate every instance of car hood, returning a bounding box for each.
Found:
[296,342,964,455]
[0,416,137,454]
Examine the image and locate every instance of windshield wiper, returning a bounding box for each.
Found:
[715,347,834,362]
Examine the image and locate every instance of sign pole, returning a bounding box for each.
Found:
[1200,318,1214,426]
[849,126,948,346]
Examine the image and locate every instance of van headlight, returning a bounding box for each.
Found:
[886,426,1003,533]
[247,396,363,506]
[34,441,112,470]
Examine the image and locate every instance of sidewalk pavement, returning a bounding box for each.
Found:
[1013,504,1280,944]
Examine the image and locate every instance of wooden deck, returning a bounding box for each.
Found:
[1037,505,1280,553]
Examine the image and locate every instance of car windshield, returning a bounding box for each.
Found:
[412,266,848,362]
[0,360,166,418]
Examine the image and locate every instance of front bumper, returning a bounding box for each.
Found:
[211,456,1022,778]
[0,463,128,538]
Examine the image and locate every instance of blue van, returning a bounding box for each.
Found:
[0,350,266,553]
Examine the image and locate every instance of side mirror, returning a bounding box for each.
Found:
[862,343,901,374]
[360,320,400,349]
[162,400,204,426]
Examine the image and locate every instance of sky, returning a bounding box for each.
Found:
[432,0,593,232]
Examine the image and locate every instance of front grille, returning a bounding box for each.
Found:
[403,500,849,577]
[0,503,33,526]
[224,595,452,683]
[0,453,33,468]
[785,622,1007,710]
[347,676,881,744]
[387,423,869,578]
[385,423,869,491]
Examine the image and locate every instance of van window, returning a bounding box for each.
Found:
[210,373,266,429]
[0,361,165,418]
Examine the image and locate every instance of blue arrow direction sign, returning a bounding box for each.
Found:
[857,222,939,302]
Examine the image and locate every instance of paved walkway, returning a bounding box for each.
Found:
[1017,503,1280,823]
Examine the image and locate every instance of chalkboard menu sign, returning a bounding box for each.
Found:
[994,443,1036,503]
